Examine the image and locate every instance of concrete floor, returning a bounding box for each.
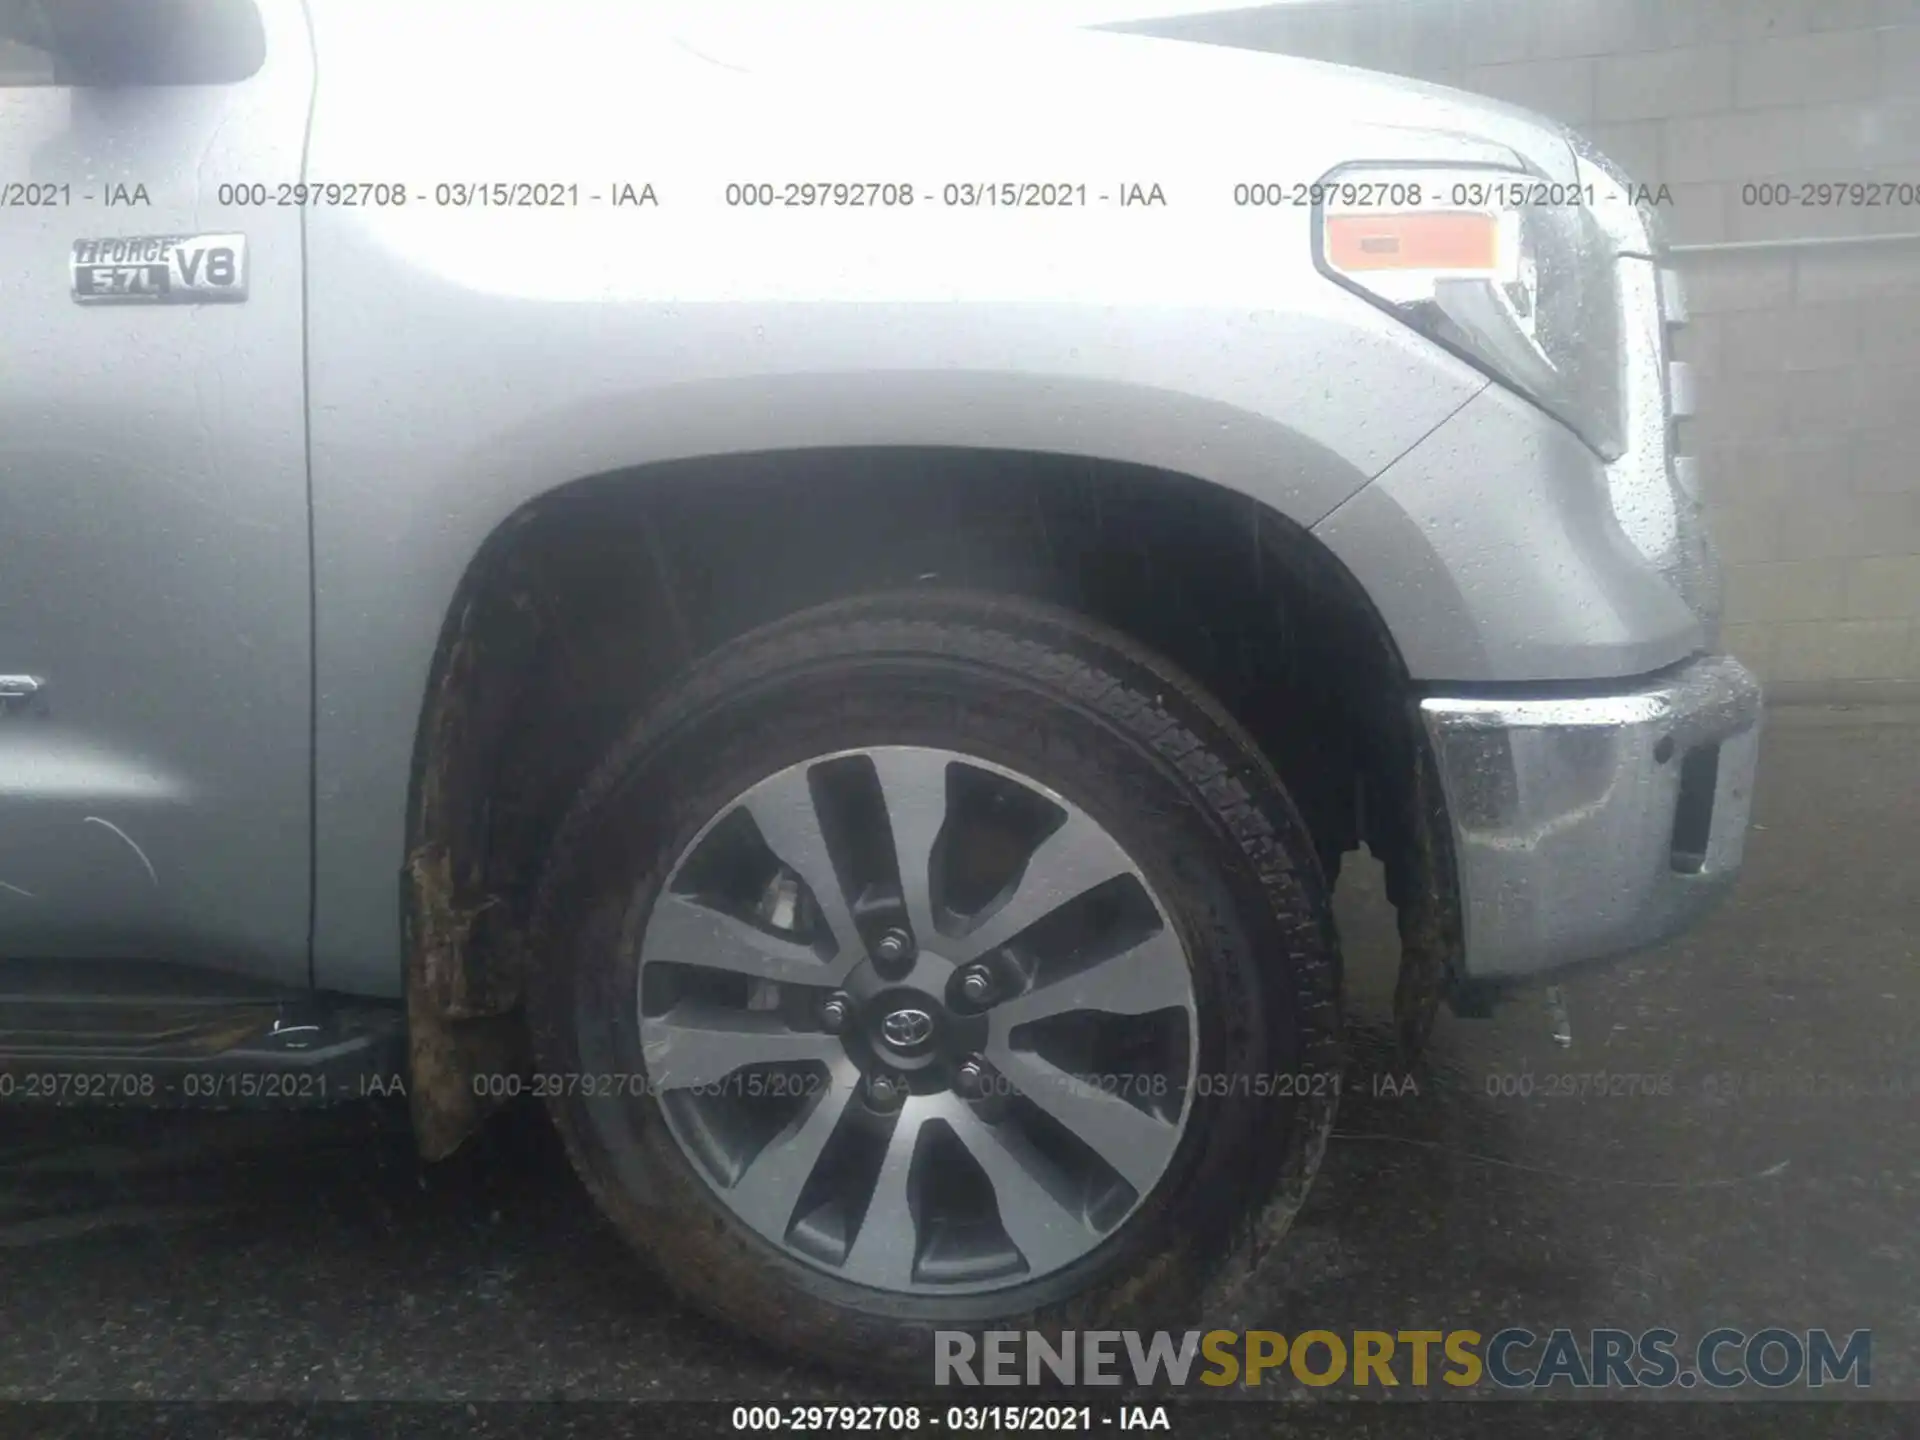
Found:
[0,705,1913,1405]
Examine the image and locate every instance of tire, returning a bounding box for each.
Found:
[527,590,1342,1376]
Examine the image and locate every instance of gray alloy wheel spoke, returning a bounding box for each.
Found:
[642,744,1199,1297]
[839,1101,926,1290]
[641,892,839,986]
[938,1098,1098,1275]
[867,747,952,946]
[985,1045,1179,1193]
[990,927,1191,1031]
[741,766,861,961]
[640,1001,842,1091]
[725,1058,862,1237]
[948,811,1138,964]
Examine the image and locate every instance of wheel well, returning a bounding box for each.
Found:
[403,448,1462,1156]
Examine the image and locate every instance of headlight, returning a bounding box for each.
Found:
[1312,164,1625,461]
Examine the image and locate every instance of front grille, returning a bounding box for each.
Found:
[1575,138,1724,637]
[1656,259,1723,636]
[1604,252,1722,635]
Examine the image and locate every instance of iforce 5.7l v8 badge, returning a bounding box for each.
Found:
[70,233,248,305]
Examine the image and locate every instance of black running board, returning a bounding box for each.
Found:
[0,994,405,1107]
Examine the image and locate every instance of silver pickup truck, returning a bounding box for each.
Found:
[0,0,1759,1375]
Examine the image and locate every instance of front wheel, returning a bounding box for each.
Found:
[528,591,1342,1375]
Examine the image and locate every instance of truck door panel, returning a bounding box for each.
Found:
[0,0,313,985]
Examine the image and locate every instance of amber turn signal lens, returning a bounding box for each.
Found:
[1325,209,1501,274]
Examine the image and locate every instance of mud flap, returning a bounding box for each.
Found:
[1391,737,1462,1054]
[404,843,525,1160]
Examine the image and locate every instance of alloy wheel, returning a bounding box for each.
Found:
[636,745,1199,1294]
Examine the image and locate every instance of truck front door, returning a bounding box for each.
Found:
[0,0,314,986]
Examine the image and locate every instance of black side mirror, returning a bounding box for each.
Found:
[0,0,265,85]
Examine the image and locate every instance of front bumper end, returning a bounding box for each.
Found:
[1421,654,1763,982]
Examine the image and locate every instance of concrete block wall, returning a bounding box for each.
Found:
[1125,0,1920,699]
[0,41,49,81]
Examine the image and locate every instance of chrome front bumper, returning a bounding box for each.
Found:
[1421,654,1763,982]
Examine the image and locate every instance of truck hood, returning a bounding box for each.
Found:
[315,0,1578,194]
[652,3,1581,184]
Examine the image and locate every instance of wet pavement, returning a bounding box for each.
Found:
[0,704,1913,1404]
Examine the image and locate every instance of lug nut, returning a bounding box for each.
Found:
[819,993,851,1034]
[874,927,913,964]
[959,965,995,1005]
[867,1073,906,1112]
[953,1057,987,1098]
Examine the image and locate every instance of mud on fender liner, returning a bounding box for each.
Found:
[404,843,525,1159]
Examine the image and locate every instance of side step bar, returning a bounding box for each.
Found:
[0,995,405,1107]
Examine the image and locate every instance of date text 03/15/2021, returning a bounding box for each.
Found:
[729,1405,1170,1432]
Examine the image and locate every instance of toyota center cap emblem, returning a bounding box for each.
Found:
[880,1007,934,1048]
